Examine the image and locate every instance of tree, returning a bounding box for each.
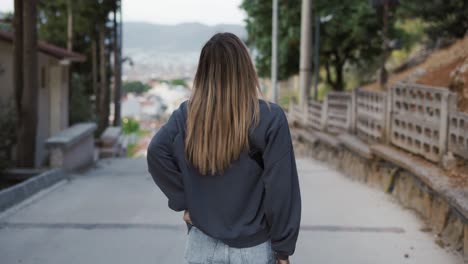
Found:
[98,22,109,132]
[241,0,402,91]
[113,0,122,126]
[241,0,301,80]
[399,0,468,42]
[316,0,385,91]
[169,79,187,87]
[37,0,117,129]
[122,81,151,94]
[0,12,13,31]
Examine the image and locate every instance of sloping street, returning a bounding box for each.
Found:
[0,157,462,264]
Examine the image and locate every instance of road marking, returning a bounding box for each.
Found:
[300,225,405,233]
[0,222,404,234]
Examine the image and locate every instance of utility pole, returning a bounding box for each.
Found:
[313,16,320,101]
[98,23,108,133]
[271,0,278,103]
[113,0,122,126]
[299,0,312,109]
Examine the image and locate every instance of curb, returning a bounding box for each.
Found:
[0,169,66,212]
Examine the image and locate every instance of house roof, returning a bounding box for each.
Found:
[0,30,86,62]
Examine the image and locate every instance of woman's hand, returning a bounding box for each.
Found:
[183,210,192,225]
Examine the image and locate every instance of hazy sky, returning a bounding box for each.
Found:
[0,0,246,25]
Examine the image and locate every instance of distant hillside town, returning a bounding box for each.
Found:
[122,22,246,80]
[120,79,191,130]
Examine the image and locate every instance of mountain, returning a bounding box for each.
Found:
[123,22,247,53]
[122,22,247,80]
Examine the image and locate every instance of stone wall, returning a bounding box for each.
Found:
[294,140,466,258]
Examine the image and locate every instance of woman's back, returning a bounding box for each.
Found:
[147,33,301,263]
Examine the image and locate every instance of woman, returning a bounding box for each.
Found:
[147,33,301,264]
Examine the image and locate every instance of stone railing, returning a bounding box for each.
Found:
[325,92,352,135]
[354,88,388,143]
[45,123,97,171]
[288,101,304,126]
[97,126,128,158]
[289,82,463,165]
[306,99,323,130]
[288,82,468,260]
[449,111,468,160]
[390,83,457,163]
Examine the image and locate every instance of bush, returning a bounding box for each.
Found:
[122,81,151,94]
[122,117,140,135]
[69,73,94,124]
[0,101,17,171]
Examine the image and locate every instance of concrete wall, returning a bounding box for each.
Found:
[46,123,97,171]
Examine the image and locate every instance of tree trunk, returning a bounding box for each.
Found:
[334,61,344,91]
[98,23,108,133]
[16,0,39,167]
[325,58,345,92]
[324,60,335,88]
[67,0,73,51]
[92,38,98,116]
[66,0,73,126]
[113,0,122,126]
[13,0,23,120]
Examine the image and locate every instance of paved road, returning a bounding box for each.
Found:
[0,158,462,264]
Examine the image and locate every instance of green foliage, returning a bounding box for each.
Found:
[122,117,140,135]
[0,12,13,31]
[398,0,468,41]
[122,81,151,94]
[69,73,94,124]
[0,101,17,171]
[38,0,115,47]
[127,143,138,157]
[241,0,301,80]
[316,0,387,91]
[241,0,451,91]
[241,0,399,90]
[169,79,187,87]
[37,0,117,122]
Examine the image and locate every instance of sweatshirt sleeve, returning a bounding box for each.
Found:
[262,110,301,260]
[147,117,186,212]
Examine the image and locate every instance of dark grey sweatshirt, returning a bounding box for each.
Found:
[146,99,301,260]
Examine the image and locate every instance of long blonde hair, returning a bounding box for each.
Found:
[185,33,262,176]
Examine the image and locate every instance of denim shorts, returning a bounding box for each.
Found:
[184,226,276,264]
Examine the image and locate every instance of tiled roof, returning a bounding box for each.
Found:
[0,30,86,62]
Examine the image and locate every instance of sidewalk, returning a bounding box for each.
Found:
[0,158,462,263]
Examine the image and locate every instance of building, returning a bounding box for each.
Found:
[0,30,86,167]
